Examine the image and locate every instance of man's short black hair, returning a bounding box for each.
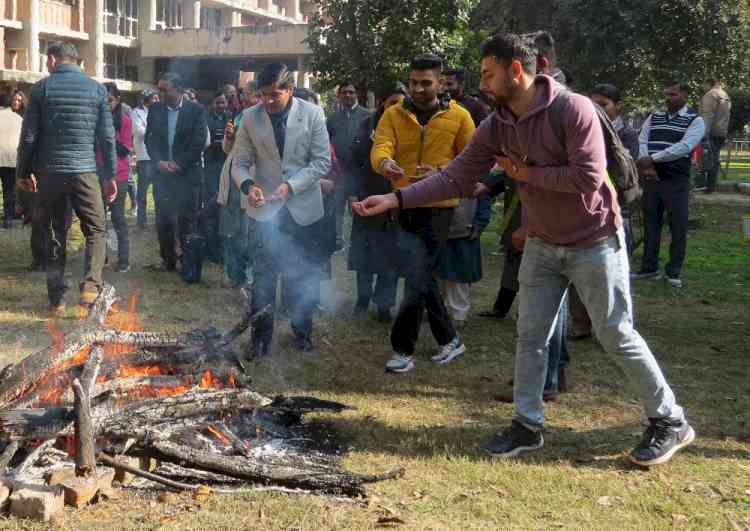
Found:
[375,81,408,102]
[213,90,226,100]
[591,83,622,104]
[666,81,691,94]
[443,68,465,83]
[337,80,356,92]
[47,41,78,62]
[104,82,120,98]
[410,53,443,73]
[481,33,537,74]
[704,77,718,87]
[523,30,557,69]
[158,71,183,90]
[256,63,295,90]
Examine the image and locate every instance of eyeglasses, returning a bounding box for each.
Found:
[260,90,288,100]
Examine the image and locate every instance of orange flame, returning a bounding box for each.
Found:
[200,370,220,389]
[115,364,166,379]
[46,319,65,354]
[206,425,232,445]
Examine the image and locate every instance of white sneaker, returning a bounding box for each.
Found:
[385,353,415,373]
[666,276,682,288]
[431,336,466,364]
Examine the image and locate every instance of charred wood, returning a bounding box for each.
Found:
[145,440,404,496]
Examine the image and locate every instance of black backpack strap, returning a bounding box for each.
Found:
[547,89,572,152]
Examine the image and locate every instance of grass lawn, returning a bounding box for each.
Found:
[723,153,750,182]
[0,202,748,530]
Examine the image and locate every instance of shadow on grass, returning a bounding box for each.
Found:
[329,414,750,471]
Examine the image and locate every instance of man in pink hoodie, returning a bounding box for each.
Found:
[353,33,693,466]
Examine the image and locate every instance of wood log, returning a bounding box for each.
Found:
[0,440,19,473]
[146,440,404,496]
[73,348,101,477]
[10,439,56,479]
[0,289,116,409]
[2,389,271,442]
[72,381,95,477]
[97,452,202,491]
[87,284,118,326]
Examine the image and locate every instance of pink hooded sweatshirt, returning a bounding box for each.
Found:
[399,75,621,248]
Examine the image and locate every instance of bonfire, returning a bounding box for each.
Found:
[0,286,402,521]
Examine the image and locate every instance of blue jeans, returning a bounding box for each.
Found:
[544,291,569,394]
[514,229,684,430]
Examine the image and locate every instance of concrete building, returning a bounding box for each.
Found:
[0,0,313,96]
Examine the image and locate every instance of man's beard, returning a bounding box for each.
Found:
[492,80,520,111]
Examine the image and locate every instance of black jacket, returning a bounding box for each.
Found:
[16,63,116,179]
[145,98,207,185]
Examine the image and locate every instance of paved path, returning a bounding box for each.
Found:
[692,192,750,207]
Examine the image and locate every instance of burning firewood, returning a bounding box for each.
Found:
[0,285,402,502]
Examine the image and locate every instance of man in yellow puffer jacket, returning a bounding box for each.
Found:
[370,53,475,373]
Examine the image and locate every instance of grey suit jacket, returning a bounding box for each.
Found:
[231,98,331,226]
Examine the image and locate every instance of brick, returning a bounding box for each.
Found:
[60,469,115,509]
[9,485,64,522]
[45,467,76,486]
[0,481,10,509]
[112,455,140,485]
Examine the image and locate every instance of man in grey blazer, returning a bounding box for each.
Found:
[231,63,331,356]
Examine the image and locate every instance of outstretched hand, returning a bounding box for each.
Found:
[352,193,399,217]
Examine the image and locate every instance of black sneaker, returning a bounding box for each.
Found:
[483,420,544,458]
[629,418,695,466]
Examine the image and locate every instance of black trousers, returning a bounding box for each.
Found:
[391,208,456,355]
[356,271,398,311]
[0,167,15,224]
[153,173,200,268]
[19,189,58,267]
[251,207,320,346]
[136,160,156,226]
[37,173,106,305]
[641,177,689,277]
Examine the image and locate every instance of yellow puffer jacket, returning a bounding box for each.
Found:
[371,100,475,208]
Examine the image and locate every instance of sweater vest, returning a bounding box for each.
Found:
[647,108,698,180]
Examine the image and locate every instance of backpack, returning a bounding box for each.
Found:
[548,90,642,204]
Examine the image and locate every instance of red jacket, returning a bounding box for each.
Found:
[97,111,132,182]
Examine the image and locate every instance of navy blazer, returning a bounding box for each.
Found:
[145,98,207,185]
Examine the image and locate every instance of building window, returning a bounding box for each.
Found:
[200,7,223,31]
[155,0,183,29]
[104,0,139,38]
[104,45,137,81]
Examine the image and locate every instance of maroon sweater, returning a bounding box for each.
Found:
[400,75,621,248]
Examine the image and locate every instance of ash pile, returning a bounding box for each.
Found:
[0,286,402,522]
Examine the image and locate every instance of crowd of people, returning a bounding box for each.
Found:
[0,29,733,466]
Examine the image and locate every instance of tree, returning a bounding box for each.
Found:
[468,0,750,109]
[306,0,469,101]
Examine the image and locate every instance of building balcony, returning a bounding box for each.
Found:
[140,23,309,58]
[38,0,88,40]
[0,0,23,28]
